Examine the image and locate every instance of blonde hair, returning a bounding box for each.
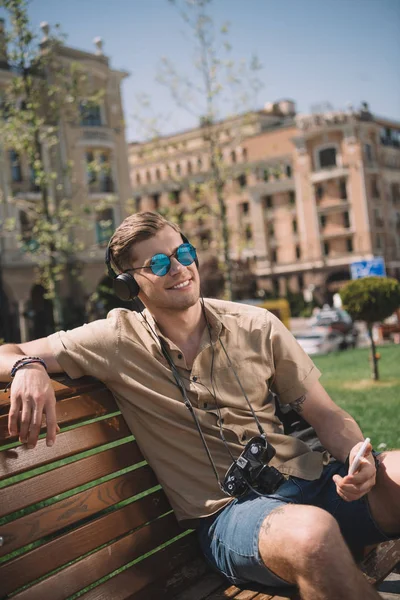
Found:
[109,212,181,271]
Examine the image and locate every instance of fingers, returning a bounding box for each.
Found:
[19,397,34,444]
[8,394,22,437]
[44,402,58,447]
[333,465,376,502]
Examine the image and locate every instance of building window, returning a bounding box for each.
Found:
[245,224,253,241]
[316,185,324,200]
[242,148,248,162]
[289,191,295,205]
[134,197,141,212]
[272,278,279,296]
[268,223,275,237]
[19,210,38,251]
[176,163,181,176]
[292,219,297,234]
[95,208,115,247]
[187,161,192,174]
[285,164,292,178]
[376,234,382,250]
[9,150,22,182]
[339,179,347,200]
[146,170,151,183]
[320,215,327,229]
[295,245,301,259]
[318,147,337,169]
[152,193,160,210]
[171,190,181,204]
[364,143,373,163]
[231,151,237,164]
[237,174,247,188]
[346,238,353,252]
[298,274,304,290]
[136,173,141,185]
[263,195,273,209]
[343,211,350,228]
[263,168,270,182]
[323,242,330,256]
[200,231,211,250]
[242,202,249,215]
[80,101,102,127]
[99,152,114,192]
[197,157,202,170]
[371,176,379,198]
[87,150,114,193]
[272,249,277,263]
[155,168,161,181]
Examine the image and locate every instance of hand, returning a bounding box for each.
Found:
[332,441,377,502]
[8,364,59,449]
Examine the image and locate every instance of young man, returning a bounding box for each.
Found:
[1,212,399,600]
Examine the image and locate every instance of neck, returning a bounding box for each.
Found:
[149,301,206,347]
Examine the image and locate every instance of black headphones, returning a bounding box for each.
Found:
[105,233,199,301]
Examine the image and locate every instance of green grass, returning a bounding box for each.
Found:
[313,344,400,450]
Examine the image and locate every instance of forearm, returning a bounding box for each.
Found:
[0,344,26,381]
[314,406,364,463]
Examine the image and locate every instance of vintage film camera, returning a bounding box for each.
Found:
[222,435,285,497]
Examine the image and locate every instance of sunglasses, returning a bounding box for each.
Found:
[126,243,197,277]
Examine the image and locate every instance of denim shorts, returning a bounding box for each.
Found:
[197,460,395,588]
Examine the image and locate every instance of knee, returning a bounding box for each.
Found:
[286,507,342,567]
[259,506,341,566]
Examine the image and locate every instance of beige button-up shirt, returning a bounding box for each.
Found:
[48,299,324,522]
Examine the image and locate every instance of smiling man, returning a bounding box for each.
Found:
[1,211,399,600]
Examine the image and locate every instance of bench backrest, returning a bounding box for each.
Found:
[0,377,210,600]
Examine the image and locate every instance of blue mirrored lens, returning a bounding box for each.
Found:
[150,253,170,276]
[177,243,196,266]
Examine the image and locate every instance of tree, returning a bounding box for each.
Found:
[340,276,400,380]
[0,0,105,331]
[132,0,263,299]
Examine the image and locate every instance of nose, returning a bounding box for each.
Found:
[169,255,185,275]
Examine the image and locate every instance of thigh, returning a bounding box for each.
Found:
[197,490,297,588]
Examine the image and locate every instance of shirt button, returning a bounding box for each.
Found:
[192,376,198,382]
[177,353,183,359]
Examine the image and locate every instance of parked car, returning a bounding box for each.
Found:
[294,328,344,356]
[311,307,358,348]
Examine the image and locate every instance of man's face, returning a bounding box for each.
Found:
[131,226,200,312]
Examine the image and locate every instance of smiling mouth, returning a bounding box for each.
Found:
[170,280,191,290]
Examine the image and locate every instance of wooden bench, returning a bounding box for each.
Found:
[0,377,399,600]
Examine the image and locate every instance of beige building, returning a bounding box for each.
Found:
[0,22,131,341]
[128,100,400,302]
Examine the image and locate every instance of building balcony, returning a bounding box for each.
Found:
[78,126,115,148]
[11,179,41,200]
[317,200,350,214]
[320,226,354,240]
[310,165,350,184]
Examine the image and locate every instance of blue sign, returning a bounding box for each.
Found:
[350,257,386,280]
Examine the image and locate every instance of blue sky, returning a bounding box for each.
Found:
[3,0,400,141]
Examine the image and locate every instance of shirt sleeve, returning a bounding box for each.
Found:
[47,310,120,381]
[265,311,321,404]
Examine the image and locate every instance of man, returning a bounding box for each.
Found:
[1,212,399,600]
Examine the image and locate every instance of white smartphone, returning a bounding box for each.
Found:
[348,437,371,476]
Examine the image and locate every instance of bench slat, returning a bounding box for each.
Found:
[77,534,204,600]
[0,387,118,442]
[0,415,131,480]
[0,489,172,596]
[0,464,158,557]
[0,377,103,412]
[0,440,143,518]
[10,511,184,600]
[361,540,400,585]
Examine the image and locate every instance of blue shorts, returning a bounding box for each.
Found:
[197,460,396,588]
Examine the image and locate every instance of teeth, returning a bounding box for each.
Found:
[172,280,190,289]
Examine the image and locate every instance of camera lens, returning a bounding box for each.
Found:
[250,444,260,455]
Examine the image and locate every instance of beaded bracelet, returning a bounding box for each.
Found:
[4,357,48,392]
